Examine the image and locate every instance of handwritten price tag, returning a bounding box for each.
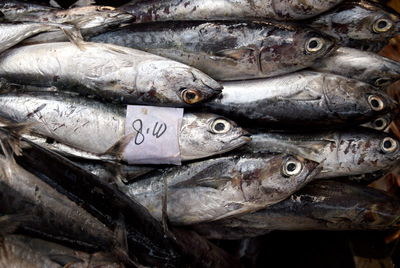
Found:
[123,105,184,165]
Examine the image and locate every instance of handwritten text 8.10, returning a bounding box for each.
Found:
[131,119,167,145]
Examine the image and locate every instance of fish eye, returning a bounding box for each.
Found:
[181,88,202,104]
[372,18,393,33]
[210,118,231,134]
[372,117,389,130]
[305,37,324,53]
[381,137,398,153]
[374,77,392,87]
[368,95,385,111]
[282,158,303,177]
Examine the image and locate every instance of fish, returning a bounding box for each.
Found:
[0,23,64,54]
[361,113,394,131]
[308,0,400,49]
[238,127,400,179]
[0,235,124,268]
[71,159,155,184]
[120,153,320,225]
[16,128,240,268]
[202,71,397,127]
[0,42,222,105]
[89,21,338,81]
[0,1,57,22]
[192,180,400,239]
[121,0,345,22]
[0,132,120,255]
[310,47,400,88]
[0,92,249,162]
[21,6,135,45]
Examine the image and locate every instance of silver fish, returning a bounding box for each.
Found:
[0,23,61,54]
[192,180,400,239]
[203,71,397,127]
[361,113,394,131]
[0,235,124,268]
[0,42,222,105]
[121,0,345,22]
[309,0,400,48]
[21,6,135,45]
[0,136,117,253]
[90,21,337,81]
[310,47,400,88]
[0,1,57,22]
[71,159,155,184]
[120,153,320,225]
[239,128,400,179]
[0,92,249,162]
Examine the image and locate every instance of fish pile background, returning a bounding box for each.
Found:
[0,0,399,267]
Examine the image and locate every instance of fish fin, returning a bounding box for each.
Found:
[1,122,33,137]
[0,130,22,158]
[101,133,134,160]
[59,25,86,50]
[48,254,84,266]
[69,0,96,7]
[103,44,130,55]
[214,47,255,60]
[114,214,128,253]
[161,175,172,235]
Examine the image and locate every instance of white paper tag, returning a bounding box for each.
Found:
[123,105,184,165]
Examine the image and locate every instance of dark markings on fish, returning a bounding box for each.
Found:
[27,104,47,118]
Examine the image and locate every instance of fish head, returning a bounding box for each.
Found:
[65,6,135,28]
[369,60,400,88]
[328,1,400,42]
[179,113,251,160]
[321,75,397,121]
[85,6,135,25]
[362,113,394,131]
[360,131,400,170]
[259,28,338,71]
[140,61,222,105]
[352,195,400,229]
[259,154,320,199]
[333,129,400,177]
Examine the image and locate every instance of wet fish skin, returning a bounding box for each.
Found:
[21,6,135,45]
[0,1,57,22]
[0,92,249,161]
[308,0,400,47]
[203,71,397,127]
[361,113,394,131]
[0,235,60,268]
[17,131,239,267]
[0,23,61,54]
[121,0,345,22]
[121,153,320,225]
[0,42,221,105]
[71,159,155,184]
[310,47,400,88]
[192,180,400,239]
[0,137,117,253]
[239,127,400,179]
[90,21,337,81]
[0,235,124,268]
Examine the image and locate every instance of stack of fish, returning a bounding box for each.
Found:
[0,0,399,267]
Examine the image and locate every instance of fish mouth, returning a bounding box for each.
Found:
[303,159,323,181]
[231,133,252,146]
